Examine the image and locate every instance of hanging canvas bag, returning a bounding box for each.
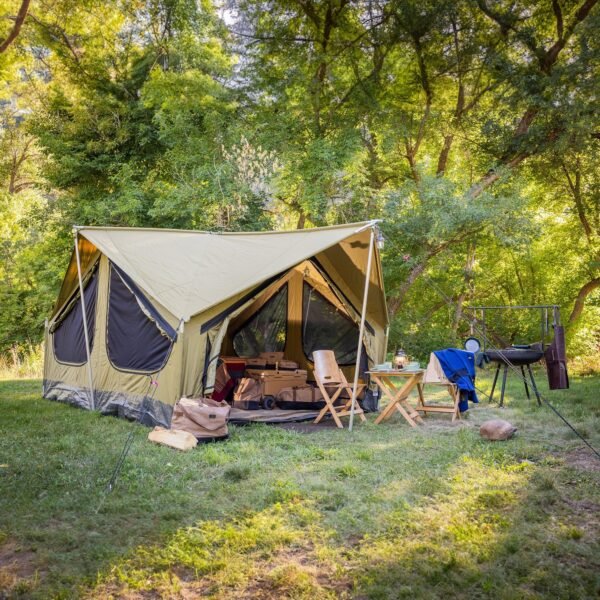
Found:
[171,397,230,441]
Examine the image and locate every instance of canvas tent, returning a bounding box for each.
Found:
[43,221,388,427]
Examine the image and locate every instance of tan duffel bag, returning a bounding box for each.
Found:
[171,397,230,441]
[233,377,263,410]
[275,385,325,410]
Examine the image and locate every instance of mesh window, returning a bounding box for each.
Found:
[302,283,358,365]
[107,265,173,373]
[52,267,99,365]
[233,285,287,356]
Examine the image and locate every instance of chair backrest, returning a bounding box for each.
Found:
[313,350,342,385]
[422,352,450,385]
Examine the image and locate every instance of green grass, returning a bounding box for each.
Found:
[0,370,599,599]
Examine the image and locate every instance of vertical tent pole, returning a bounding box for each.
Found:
[349,226,375,432]
[383,324,390,365]
[74,230,95,411]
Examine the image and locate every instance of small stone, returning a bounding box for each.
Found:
[480,419,517,441]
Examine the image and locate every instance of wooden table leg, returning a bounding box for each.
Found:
[416,383,426,416]
[394,400,422,427]
[374,376,423,426]
[394,387,425,426]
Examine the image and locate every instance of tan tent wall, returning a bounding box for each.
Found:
[44,255,184,427]
[52,236,100,319]
[178,280,285,399]
[43,222,388,426]
[219,260,385,382]
[314,228,387,329]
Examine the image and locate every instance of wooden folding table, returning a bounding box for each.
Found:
[368,369,425,427]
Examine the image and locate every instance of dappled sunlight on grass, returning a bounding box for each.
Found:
[1,374,598,598]
[351,456,531,598]
[89,501,343,599]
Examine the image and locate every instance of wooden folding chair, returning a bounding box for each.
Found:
[416,353,461,422]
[313,350,366,428]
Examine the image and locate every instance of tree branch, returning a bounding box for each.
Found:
[542,0,598,73]
[0,0,31,54]
[561,160,593,241]
[552,0,564,39]
[568,277,600,323]
[466,0,598,200]
[476,0,541,59]
[387,226,485,316]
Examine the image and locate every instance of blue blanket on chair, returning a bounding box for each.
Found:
[433,349,478,412]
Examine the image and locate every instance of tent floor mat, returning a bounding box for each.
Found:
[229,408,321,424]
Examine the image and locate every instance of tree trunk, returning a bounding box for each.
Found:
[436,134,454,176]
[561,161,593,242]
[387,261,428,317]
[568,277,600,324]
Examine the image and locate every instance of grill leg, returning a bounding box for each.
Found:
[521,365,530,399]
[499,364,508,408]
[489,363,501,403]
[527,364,542,406]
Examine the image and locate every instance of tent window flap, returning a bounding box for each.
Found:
[107,264,173,373]
[302,282,359,366]
[52,266,99,365]
[111,263,177,340]
[233,285,287,356]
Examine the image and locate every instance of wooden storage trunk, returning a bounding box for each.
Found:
[259,351,285,364]
[246,357,267,368]
[246,368,308,396]
[220,356,247,379]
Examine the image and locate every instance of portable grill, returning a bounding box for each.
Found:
[486,345,544,407]
[466,305,569,407]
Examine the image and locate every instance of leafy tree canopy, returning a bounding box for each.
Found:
[0,0,598,363]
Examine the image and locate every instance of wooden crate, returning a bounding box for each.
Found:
[259,351,285,364]
[246,368,308,396]
[246,357,267,368]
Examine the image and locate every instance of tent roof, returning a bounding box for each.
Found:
[70,221,386,323]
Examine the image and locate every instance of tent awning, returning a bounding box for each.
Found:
[54,221,387,325]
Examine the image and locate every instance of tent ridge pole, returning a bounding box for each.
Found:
[349,226,375,431]
[74,231,95,411]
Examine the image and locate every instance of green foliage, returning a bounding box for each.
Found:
[0,0,598,361]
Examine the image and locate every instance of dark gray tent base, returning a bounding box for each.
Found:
[229,408,322,424]
[43,380,172,428]
[43,381,326,427]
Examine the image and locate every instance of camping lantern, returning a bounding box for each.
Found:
[393,348,408,370]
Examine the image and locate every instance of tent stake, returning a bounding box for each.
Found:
[349,227,375,432]
[74,230,96,411]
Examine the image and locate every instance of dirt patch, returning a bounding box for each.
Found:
[93,545,353,599]
[0,540,39,596]
[565,447,600,472]
[241,546,353,599]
